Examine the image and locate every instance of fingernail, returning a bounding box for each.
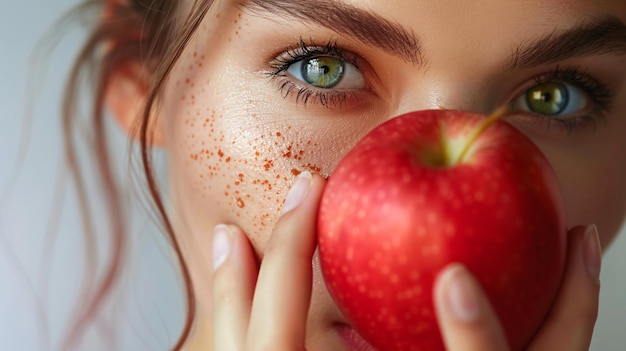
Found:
[444,265,481,322]
[212,224,232,271]
[281,171,312,214]
[583,224,602,282]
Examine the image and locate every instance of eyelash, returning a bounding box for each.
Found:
[512,65,614,134]
[267,40,615,133]
[267,39,362,108]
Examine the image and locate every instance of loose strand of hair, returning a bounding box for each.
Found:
[58,3,154,348]
[136,2,214,349]
[60,27,125,351]
[58,0,216,349]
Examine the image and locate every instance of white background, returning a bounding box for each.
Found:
[1,1,625,350]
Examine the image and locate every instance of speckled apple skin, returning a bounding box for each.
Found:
[317,110,567,351]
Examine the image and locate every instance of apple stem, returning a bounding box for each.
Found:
[452,106,509,165]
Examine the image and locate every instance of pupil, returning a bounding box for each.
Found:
[541,92,553,102]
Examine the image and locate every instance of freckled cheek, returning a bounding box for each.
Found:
[163,39,368,253]
[179,109,334,250]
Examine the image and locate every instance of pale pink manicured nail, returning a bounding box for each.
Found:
[281,171,312,214]
[444,265,481,322]
[212,224,232,271]
[583,224,602,282]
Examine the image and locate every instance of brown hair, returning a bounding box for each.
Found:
[61,0,213,349]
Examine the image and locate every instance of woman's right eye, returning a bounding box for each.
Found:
[286,56,365,90]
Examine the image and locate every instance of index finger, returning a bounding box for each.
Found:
[245,172,325,350]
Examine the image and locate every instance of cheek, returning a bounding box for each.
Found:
[538,135,626,248]
[184,112,325,246]
[561,163,626,248]
[164,63,335,250]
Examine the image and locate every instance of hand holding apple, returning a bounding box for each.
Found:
[317,109,567,351]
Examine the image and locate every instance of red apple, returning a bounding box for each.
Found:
[317,109,566,351]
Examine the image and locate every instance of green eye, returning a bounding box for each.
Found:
[302,56,345,88]
[526,82,569,115]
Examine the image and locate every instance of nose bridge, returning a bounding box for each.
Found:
[394,74,494,117]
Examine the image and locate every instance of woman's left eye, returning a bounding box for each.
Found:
[510,81,589,116]
[287,56,365,89]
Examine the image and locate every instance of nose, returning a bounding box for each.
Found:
[392,76,497,117]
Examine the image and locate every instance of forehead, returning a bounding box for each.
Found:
[297,0,625,25]
[240,0,626,56]
[241,0,625,31]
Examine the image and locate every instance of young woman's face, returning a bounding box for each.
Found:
[157,0,625,347]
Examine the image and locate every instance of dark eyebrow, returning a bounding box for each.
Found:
[240,0,423,65]
[505,16,626,71]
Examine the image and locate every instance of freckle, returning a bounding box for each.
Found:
[224,191,229,196]
[276,132,282,137]
[225,157,231,163]
[291,169,301,176]
[303,164,322,173]
[218,149,224,157]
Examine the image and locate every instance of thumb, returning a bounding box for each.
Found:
[434,263,510,351]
